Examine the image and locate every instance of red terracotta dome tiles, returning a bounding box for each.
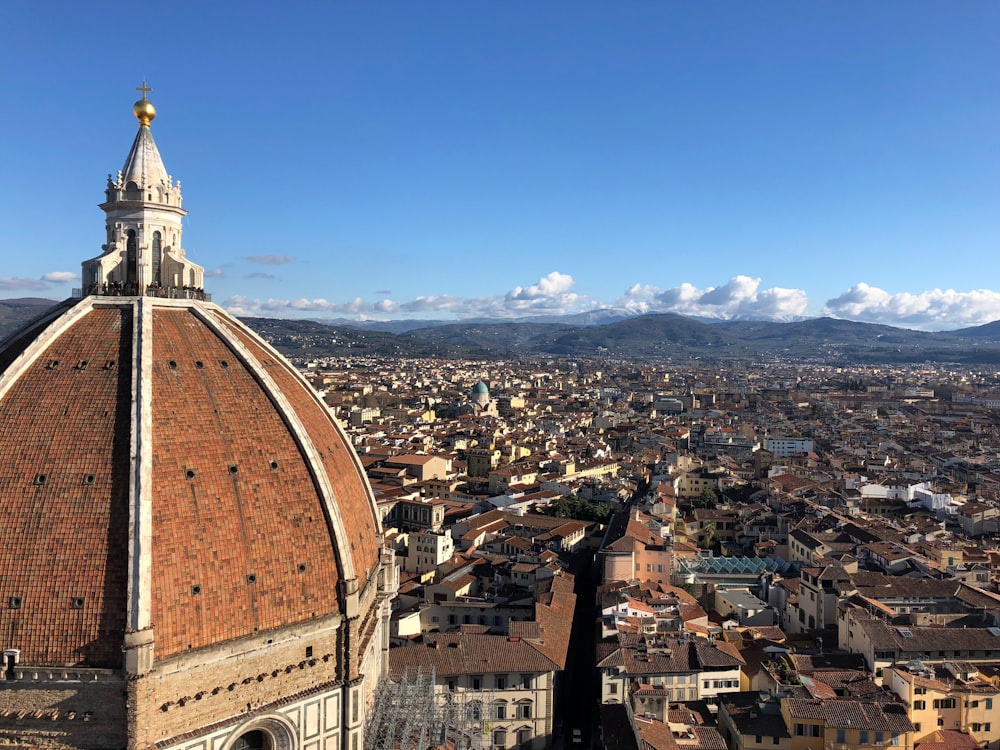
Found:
[0,307,131,667]
[149,308,341,658]
[211,313,382,583]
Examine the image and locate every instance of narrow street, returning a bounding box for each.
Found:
[556,549,599,749]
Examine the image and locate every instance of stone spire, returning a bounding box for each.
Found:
[82,84,205,297]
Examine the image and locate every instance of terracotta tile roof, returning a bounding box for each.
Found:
[783,698,914,732]
[635,717,680,750]
[389,632,562,676]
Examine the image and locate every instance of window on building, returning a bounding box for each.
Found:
[493,729,507,750]
[972,724,982,733]
[517,729,531,748]
[860,731,869,745]
[914,724,921,733]
[837,730,846,744]
[938,719,944,727]
[914,700,925,710]
[891,735,900,746]
[609,683,618,695]
[875,732,884,745]
[232,732,266,750]
[517,702,532,719]
[988,699,994,710]
[472,676,482,690]
[985,724,991,733]
[495,702,507,720]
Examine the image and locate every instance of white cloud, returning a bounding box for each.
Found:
[400,295,467,313]
[222,276,1000,331]
[501,272,584,314]
[42,271,77,284]
[697,275,760,306]
[618,276,809,321]
[222,295,403,318]
[506,271,575,301]
[623,283,661,300]
[221,271,591,321]
[246,254,295,265]
[751,286,810,318]
[824,284,1000,330]
[0,277,51,291]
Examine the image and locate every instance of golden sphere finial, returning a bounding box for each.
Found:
[133,80,156,126]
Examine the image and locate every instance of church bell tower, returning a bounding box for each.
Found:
[82,82,205,296]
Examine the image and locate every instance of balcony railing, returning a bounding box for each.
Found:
[74,284,211,302]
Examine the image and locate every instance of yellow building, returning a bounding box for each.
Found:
[782,697,914,750]
[884,663,1000,747]
[721,694,913,750]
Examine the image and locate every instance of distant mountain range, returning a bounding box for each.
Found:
[2,298,999,363]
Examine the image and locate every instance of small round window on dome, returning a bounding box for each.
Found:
[70,597,85,610]
[191,585,202,596]
[185,468,196,479]
[220,360,229,368]
[229,464,239,475]
[195,360,204,369]
[83,474,96,486]
[269,460,279,470]
[168,360,178,369]
[297,563,307,573]
[246,573,257,585]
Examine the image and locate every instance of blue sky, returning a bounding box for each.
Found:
[1,2,998,330]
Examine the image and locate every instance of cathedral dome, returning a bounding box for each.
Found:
[0,91,385,672]
[0,295,383,668]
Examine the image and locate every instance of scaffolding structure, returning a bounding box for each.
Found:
[365,667,495,750]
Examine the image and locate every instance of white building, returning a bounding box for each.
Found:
[407,528,455,574]
[762,437,814,458]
